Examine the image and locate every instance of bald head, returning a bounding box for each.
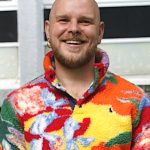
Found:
[49,0,100,23]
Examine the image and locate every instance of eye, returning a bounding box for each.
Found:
[109,107,113,113]
[79,18,94,26]
[80,20,91,26]
[58,18,69,23]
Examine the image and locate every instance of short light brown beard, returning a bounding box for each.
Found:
[53,46,97,69]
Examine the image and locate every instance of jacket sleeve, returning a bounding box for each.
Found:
[0,99,26,150]
[132,95,150,149]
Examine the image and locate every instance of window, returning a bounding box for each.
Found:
[0,0,17,11]
[101,6,150,39]
[0,11,17,42]
[0,0,18,91]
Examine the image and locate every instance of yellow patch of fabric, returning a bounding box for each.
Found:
[73,102,132,146]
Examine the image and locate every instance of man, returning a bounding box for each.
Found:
[0,0,150,149]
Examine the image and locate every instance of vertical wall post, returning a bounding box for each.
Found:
[18,0,44,85]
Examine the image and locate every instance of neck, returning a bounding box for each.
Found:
[55,58,95,99]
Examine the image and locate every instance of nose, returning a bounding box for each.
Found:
[68,19,80,34]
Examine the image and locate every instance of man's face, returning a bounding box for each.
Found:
[45,0,104,68]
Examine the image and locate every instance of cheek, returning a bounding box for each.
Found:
[82,28,99,39]
[51,24,68,38]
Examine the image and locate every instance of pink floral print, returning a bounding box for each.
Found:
[12,86,46,115]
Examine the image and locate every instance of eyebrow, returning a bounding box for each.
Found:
[56,15,69,20]
[79,16,94,22]
[55,15,95,22]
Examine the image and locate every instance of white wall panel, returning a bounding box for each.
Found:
[43,0,150,8]
[100,38,150,84]
[0,0,17,11]
[0,45,18,79]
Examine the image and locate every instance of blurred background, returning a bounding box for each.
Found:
[0,0,150,106]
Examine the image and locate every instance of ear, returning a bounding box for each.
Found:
[45,20,50,40]
[98,21,104,44]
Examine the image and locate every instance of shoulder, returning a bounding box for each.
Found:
[6,74,50,116]
[105,72,145,97]
[94,72,147,109]
[8,74,49,97]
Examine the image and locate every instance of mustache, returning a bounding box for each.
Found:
[61,35,87,42]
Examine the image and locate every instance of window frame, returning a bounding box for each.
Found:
[0,0,17,11]
[0,0,18,90]
[43,0,150,8]
[101,37,150,85]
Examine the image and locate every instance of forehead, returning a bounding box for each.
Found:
[51,0,99,18]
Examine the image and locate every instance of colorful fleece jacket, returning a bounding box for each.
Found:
[0,50,150,150]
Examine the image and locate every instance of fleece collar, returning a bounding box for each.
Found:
[43,49,109,105]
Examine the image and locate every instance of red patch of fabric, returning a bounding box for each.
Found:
[55,108,72,116]
[74,118,91,137]
[24,131,40,142]
[133,106,150,140]
[45,116,69,132]
[43,139,51,150]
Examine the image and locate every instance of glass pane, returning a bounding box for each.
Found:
[0,11,17,42]
[101,6,150,38]
[100,41,150,75]
[0,47,18,79]
[0,89,12,106]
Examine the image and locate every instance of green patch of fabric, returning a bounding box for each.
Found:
[105,132,132,147]
[0,99,22,149]
[0,99,23,133]
[128,99,140,127]
[133,111,141,128]
[106,73,118,85]
[0,114,11,143]
[93,68,99,87]
[129,99,139,108]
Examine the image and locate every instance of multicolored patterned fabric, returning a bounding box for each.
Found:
[0,50,150,150]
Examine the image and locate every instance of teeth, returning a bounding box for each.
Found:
[65,41,82,44]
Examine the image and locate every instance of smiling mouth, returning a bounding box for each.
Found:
[63,40,85,45]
